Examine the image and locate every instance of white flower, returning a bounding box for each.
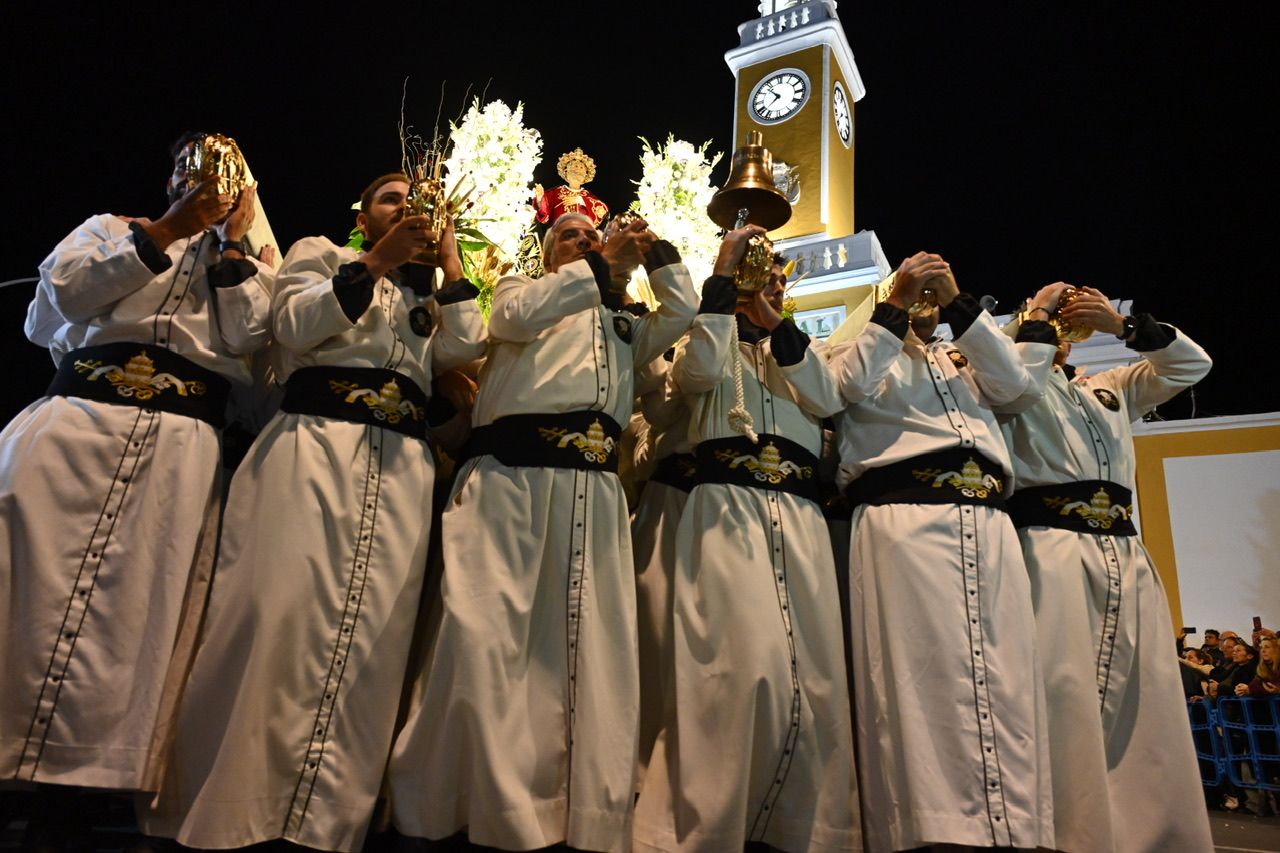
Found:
[631,135,723,284]
[443,99,543,262]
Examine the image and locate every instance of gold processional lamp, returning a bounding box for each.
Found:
[182,133,279,267]
[1013,285,1094,342]
[404,156,450,267]
[707,131,793,302]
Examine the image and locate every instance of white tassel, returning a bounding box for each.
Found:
[727,349,758,443]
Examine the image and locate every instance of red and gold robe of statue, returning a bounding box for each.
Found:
[535,184,609,227]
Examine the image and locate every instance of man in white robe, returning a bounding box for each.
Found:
[0,133,273,798]
[389,213,697,852]
[825,252,1058,852]
[999,285,1214,852]
[631,354,695,782]
[633,250,861,852]
[139,174,485,852]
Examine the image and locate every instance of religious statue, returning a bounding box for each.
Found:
[534,147,609,227]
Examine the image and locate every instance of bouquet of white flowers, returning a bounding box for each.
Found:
[443,98,544,315]
[630,135,723,286]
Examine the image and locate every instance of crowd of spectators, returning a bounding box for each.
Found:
[1178,625,1280,701]
[1177,622,1280,816]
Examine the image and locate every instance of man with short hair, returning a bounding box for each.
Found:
[1201,628,1223,664]
[825,252,1057,852]
[998,284,1214,852]
[633,249,861,851]
[0,132,273,797]
[390,212,697,851]
[141,172,485,852]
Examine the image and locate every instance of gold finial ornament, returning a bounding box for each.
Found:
[183,133,249,200]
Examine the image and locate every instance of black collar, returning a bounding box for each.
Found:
[735,313,771,344]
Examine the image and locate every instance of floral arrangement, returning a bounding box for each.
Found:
[629,135,723,287]
[443,99,544,314]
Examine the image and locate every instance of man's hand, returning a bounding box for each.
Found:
[216,184,259,244]
[1235,683,1251,697]
[887,252,952,310]
[362,215,435,281]
[712,225,767,277]
[1027,281,1072,319]
[436,369,478,415]
[438,218,464,282]
[600,218,652,277]
[743,287,783,332]
[257,244,277,268]
[1058,286,1125,336]
[144,177,234,249]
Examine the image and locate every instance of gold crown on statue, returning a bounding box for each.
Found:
[556,148,597,183]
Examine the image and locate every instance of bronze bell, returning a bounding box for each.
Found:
[707,131,792,232]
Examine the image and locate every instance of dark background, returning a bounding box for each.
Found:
[2,2,1274,423]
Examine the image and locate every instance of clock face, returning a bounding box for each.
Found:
[750,69,811,124]
[833,81,852,147]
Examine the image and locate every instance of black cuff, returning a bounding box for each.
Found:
[333,261,376,323]
[1015,319,1059,346]
[218,239,246,256]
[770,318,811,367]
[425,380,459,428]
[622,301,650,317]
[397,263,436,297]
[643,239,682,273]
[437,278,480,306]
[699,275,737,314]
[940,292,983,339]
[206,257,257,289]
[1127,313,1175,352]
[583,250,612,292]
[869,302,909,340]
[128,221,173,275]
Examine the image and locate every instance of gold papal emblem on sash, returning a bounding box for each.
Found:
[539,419,615,463]
[1044,487,1132,529]
[912,457,1002,499]
[715,442,813,485]
[329,379,424,424]
[74,351,207,400]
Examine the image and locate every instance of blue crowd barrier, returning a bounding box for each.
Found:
[1189,696,1280,791]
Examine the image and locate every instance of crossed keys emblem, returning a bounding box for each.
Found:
[912,457,1002,499]
[539,419,615,463]
[1044,488,1132,530]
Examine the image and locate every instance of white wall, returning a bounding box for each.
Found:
[1162,448,1280,644]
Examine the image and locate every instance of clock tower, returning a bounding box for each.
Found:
[725,0,891,338]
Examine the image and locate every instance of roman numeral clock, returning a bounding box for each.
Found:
[725,0,892,339]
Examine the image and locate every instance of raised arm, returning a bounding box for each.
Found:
[1060,287,1212,421]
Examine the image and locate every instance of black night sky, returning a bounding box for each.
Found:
[2,2,1275,422]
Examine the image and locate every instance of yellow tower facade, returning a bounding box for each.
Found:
[725,1,890,338]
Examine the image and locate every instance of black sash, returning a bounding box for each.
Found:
[649,452,698,493]
[1008,480,1137,536]
[468,411,623,473]
[280,366,428,440]
[844,448,1008,511]
[695,434,821,504]
[47,343,230,428]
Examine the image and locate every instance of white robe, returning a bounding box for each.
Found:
[389,258,697,852]
[0,215,271,789]
[139,237,485,852]
[631,359,693,779]
[633,315,861,853]
[998,327,1214,853]
[826,311,1057,852]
